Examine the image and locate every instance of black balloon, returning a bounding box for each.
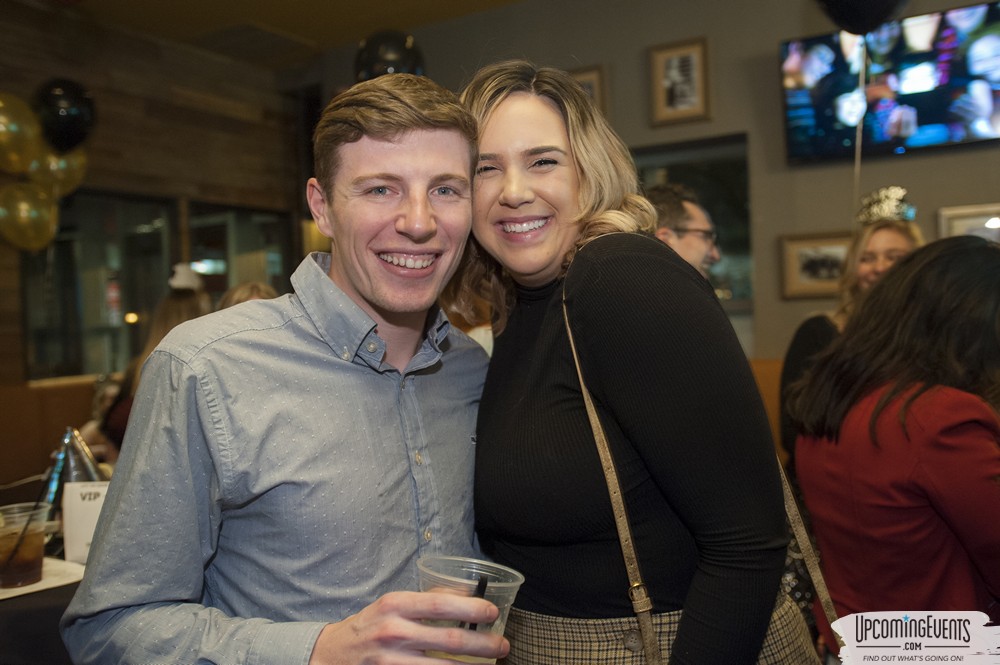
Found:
[354,30,425,82]
[32,78,96,154]
[815,0,909,35]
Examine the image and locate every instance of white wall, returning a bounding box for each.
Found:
[294,0,1000,358]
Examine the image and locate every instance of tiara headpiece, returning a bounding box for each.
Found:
[855,186,916,226]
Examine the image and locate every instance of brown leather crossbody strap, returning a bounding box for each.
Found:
[562,283,839,660]
[562,294,663,665]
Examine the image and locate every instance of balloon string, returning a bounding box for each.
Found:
[852,39,868,215]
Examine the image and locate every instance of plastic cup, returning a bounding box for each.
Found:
[417,555,525,664]
[0,502,51,588]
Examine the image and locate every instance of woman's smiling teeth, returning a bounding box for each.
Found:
[502,218,548,234]
[378,253,435,269]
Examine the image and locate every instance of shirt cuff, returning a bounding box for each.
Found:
[247,621,328,665]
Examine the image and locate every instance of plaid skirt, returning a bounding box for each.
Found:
[500,592,820,664]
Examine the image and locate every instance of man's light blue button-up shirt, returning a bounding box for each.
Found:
[61,253,488,665]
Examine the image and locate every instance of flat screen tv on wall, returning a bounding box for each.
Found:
[781,2,1000,163]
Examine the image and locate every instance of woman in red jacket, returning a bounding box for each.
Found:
[788,235,1000,654]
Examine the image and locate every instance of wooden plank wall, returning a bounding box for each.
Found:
[1,1,300,480]
[0,0,300,386]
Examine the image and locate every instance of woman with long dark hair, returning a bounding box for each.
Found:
[788,235,1000,648]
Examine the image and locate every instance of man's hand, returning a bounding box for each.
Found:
[308,591,509,664]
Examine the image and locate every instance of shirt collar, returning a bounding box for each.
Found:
[291,253,451,371]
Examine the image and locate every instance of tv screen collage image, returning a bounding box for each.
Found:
[781,2,1000,162]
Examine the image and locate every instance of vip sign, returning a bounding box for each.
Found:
[62,481,110,564]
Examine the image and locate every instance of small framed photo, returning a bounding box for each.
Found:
[937,203,1000,241]
[570,66,608,117]
[779,232,853,299]
[649,38,709,126]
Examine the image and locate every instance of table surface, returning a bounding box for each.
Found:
[0,580,78,665]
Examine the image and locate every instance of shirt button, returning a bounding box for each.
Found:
[423,529,432,542]
[367,342,377,353]
[341,349,350,360]
[415,452,423,465]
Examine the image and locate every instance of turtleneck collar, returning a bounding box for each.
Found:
[514,278,561,303]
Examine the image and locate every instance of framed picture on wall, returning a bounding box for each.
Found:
[632,134,752,315]
[648,38,709,126]
[779,232,852,299]
[938,203,1000,241]
[570,66,608,116]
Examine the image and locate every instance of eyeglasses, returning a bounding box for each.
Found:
[673,227,718,244]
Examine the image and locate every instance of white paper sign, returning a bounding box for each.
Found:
[62,480,110,564]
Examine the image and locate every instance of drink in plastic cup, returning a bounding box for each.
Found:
[417,555,525,664]
[0,502,51,588]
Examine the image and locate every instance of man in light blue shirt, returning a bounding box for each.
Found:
[61,74,503,664]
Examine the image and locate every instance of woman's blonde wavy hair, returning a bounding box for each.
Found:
[443,59,656,333]
[832,187,925,329]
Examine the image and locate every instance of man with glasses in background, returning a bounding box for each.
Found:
[646,183,721,279]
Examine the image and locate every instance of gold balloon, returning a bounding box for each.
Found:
[0,183,59,252]
[28,147,88,198]
[0,93,44,175]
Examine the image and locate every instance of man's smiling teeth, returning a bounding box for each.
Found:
[502,218,547,233]
[378,253,435,269]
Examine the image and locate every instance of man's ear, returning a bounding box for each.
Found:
[306,178,335,239]
[654,226,674,246]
